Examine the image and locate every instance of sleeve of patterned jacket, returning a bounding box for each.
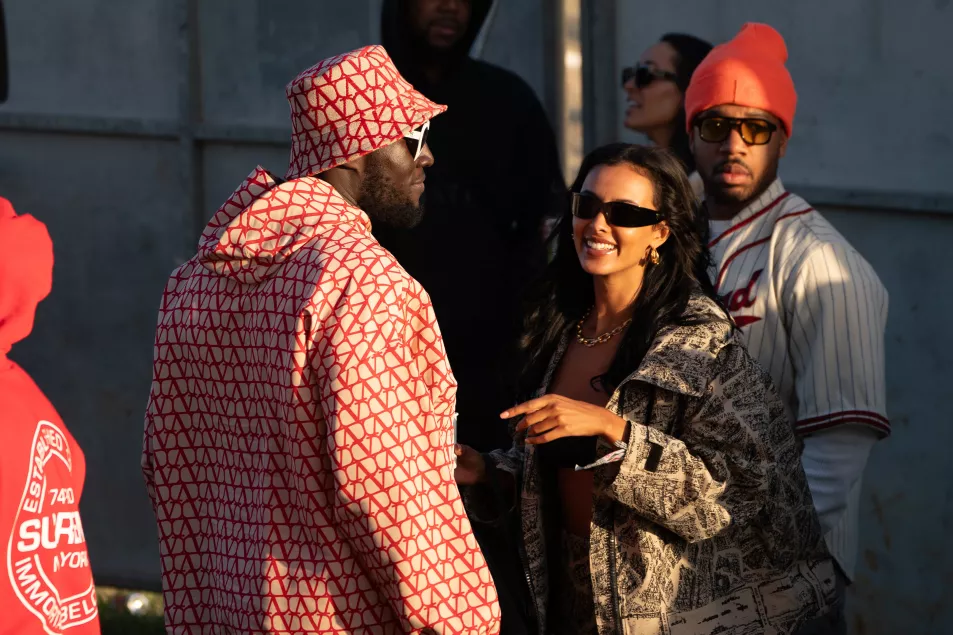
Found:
[313,262,501,635]
[141,416,155,502]
[608,343,785,544]
[141,261,195,508]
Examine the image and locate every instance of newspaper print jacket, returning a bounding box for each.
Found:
[476,293,837,635]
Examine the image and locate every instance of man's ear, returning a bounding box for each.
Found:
[778,130,789,159]
[341,154,368,177]
[321,157,365,180]
[319,155,368,205]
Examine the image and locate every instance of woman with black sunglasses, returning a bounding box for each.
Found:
[622,34,712,198]
[455,144,838,634]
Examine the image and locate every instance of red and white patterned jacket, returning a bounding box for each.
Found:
[142,168,500,634]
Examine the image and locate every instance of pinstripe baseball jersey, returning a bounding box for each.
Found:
[709,179,889,437]
[708,178,889,578]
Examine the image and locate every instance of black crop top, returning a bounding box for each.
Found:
[536,433,598,469]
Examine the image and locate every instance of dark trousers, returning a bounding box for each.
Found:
[469,520,534,635]
[796,566,848,635]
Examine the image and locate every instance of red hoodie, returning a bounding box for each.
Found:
[0,198,100,634]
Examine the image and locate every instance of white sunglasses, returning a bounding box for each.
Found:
[404,120,430,161]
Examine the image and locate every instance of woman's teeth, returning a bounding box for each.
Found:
[586,239,616,252]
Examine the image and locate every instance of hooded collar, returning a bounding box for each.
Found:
[197,167,372,284]
[380,0,494,90]
[624,294,734,398]
[0,198,53,358]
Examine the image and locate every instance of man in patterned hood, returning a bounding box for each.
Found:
[142,46,501,634]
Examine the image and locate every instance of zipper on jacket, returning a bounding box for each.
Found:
[517,537,542,634]
[509,456,541,634]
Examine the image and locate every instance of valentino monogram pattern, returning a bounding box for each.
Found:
[481,294,837,635]
[143,172,500,633]
[142,46,501,634]
[285,45,445,180]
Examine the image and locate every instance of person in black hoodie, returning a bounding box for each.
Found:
[376,0,566,453]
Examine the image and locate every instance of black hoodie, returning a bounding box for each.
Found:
[377,0,565,452]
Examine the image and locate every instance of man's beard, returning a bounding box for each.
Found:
[357,157,424,230]
[702,158,778,207]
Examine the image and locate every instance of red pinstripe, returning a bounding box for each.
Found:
[797,409,889,427]
[708,191,791,248]
[714,207,814,292]
[795,411,891,437]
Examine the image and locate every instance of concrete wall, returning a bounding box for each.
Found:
[614,0,953,200]
[0,0,553,589]
[822,204,953,634]
[607,2,953,632]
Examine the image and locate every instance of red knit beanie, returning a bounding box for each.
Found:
[685,23,797,136]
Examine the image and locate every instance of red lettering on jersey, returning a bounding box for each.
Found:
[733,315,763,327]
[718,269,763,327]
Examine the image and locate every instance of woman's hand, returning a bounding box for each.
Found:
[454,444,487,485]
[502,394,627,445]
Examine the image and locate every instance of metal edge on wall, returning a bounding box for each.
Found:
[581,0,617,154]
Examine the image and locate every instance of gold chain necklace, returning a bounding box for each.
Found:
[575,308,632,348]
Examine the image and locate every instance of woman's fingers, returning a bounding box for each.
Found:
[501,395,558,419]
[524,418,559,439]
[524,426,568,445]
[514,405,557,433]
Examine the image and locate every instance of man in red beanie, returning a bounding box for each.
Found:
[142,45,501,634]
[687,23,889,633]
[0,198,100,634]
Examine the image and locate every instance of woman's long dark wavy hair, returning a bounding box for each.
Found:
[660,33,713,174]
[519,144,726,398]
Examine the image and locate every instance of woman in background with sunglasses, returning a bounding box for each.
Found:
[622,34,712,198]
[456,144,837,634]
